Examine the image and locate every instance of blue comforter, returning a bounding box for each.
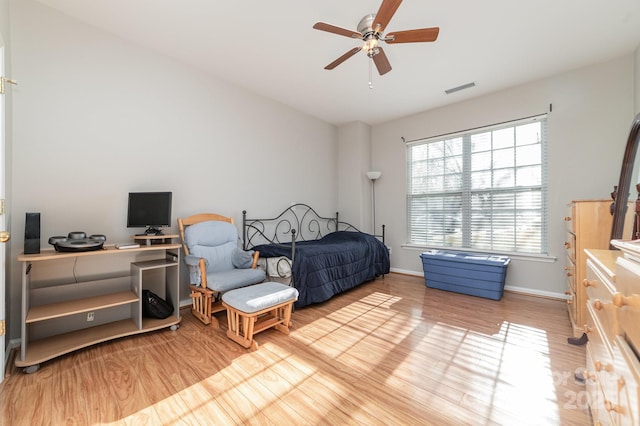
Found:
[252,231,390,308]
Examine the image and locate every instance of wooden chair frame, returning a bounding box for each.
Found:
[223,298,294,350]
[178,213,260,327]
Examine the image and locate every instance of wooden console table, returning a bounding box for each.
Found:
[16,243,181,373]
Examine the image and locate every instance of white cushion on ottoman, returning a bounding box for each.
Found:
[222,282,298,314]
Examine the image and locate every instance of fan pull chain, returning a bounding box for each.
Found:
[368,57,374,89]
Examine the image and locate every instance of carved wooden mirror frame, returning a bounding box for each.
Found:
[611,113,640,242]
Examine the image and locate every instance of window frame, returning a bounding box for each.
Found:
[406,114,548,256]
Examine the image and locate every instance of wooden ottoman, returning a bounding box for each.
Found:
[221,281,299,349]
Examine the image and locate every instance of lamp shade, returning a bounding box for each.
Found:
[366,171,381,180]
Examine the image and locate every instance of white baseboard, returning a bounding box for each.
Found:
[4,339,21,377]
[390,267,423,276]
[389,267,567,301]
[503,285,567,301]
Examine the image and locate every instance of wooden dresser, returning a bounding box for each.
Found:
[564,200,615,335]
[584,246,640,425]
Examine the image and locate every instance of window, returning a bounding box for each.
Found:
[407,115,547,255]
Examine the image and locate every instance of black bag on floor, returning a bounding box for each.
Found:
[142,289,173,319]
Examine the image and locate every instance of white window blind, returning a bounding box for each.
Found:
[407,115,548,255]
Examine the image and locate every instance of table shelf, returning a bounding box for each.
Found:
[26,291,138,323]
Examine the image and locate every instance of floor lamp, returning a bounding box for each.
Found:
[367,171,381,234]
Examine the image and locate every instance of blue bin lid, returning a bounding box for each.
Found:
[420,250,510,266]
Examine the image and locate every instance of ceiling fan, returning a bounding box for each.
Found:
[313,0,440,76]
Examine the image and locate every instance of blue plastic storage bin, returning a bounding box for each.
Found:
[420,250,510,300]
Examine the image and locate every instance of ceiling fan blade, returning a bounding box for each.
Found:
[373,0,403,34]
[373,47,392,75]
[313,22,361,39]
[324,47,363,70]
[386,27,440,44]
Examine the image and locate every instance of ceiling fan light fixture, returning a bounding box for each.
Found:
[363,36,379,53]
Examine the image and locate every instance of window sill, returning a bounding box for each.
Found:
[400,243,557,263]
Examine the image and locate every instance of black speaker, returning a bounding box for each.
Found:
[24,212,41,254]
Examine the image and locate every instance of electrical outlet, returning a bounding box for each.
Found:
[87,312,95,322]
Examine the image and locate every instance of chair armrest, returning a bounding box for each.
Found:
[184,255,209,289]
[252,251,260,269]
[232,248,258,269]
[188,284,214,296]
[184,255,204,266]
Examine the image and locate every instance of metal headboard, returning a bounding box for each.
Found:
[243,203,384,248]
[243,203,346,250]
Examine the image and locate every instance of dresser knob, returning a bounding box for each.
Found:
[583,279,597,288]
[618,377,626,391]
[613,292,640,308]
[583,325,593,334]
[564,242,571,249]
[564,216,572,222]
[593,299,604,311]
[613,292,625,307]
[595,360,613,373]
[604,400,622,413]
[583,370,598,380]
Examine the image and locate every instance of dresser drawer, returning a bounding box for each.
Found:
[586,259,620,341]
[566,254,575,290]
[586,346,613,426]
[614,257,640,354]
[589,299,619,354]
[585,291,620,425]
[564,282,578,324]
[566,280,577,327]
[564,204,575,233]
[586,301,614,368]
[586,258,616,303]
[613,336,640,426]
[594,355,619,423]
[565,233,576,263]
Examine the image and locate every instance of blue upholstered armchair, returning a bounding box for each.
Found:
[178,213,266,326]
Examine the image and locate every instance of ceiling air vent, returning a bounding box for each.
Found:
[445,82,476,95]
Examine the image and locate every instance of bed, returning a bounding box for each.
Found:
[242,204,390,308]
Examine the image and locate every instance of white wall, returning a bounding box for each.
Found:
[370,55,636,297]
[337,122,371,232]
[7,0,337,339]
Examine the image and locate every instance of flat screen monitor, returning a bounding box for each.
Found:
[127,192,172,235]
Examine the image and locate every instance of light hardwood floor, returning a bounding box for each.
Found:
[1,273,590,425]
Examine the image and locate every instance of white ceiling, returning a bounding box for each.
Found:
[34,0,640,126]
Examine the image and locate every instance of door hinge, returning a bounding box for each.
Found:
[0,320,5,337]
[0,77,17,95]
